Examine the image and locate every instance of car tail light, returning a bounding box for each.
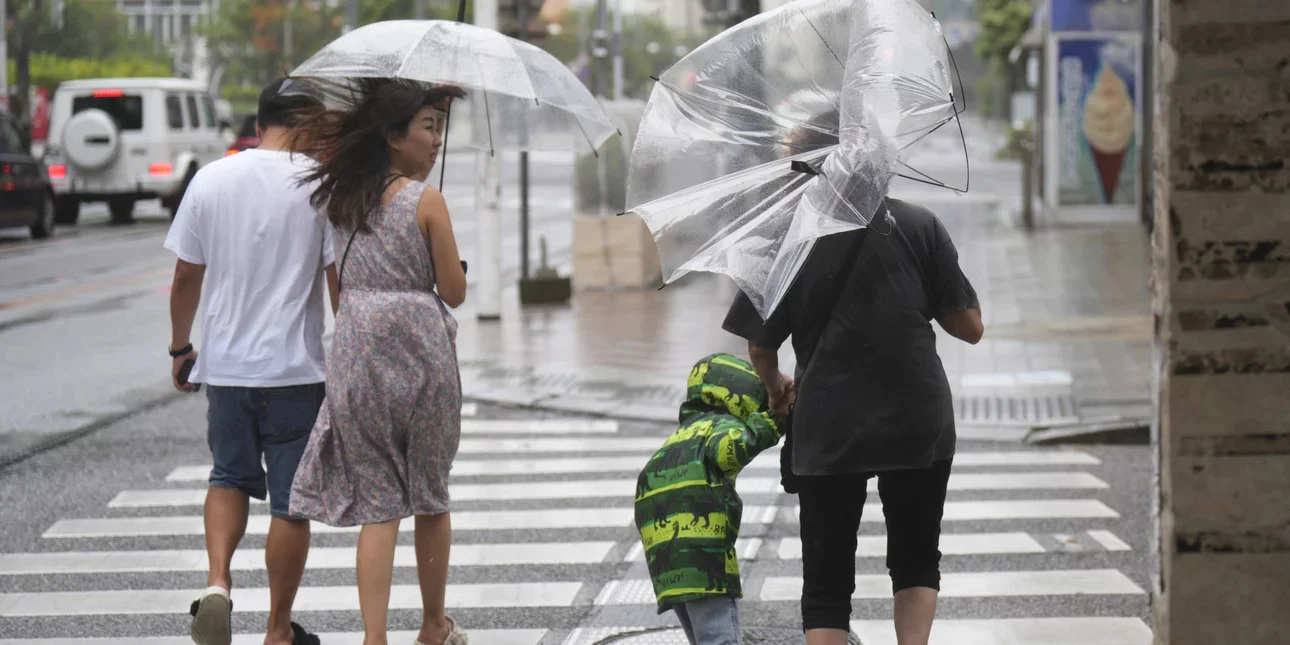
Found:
[149,163,174,176]
[49,165,67,179]
[2,182,14,192]
[91,89,125,98]
[227,149,239,157]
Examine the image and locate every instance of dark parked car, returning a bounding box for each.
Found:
[0,106,56,238]
[227,115,259,155]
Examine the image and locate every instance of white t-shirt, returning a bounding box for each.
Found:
[164,148,335,387]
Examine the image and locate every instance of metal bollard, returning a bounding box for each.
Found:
[1019,132,1035,230]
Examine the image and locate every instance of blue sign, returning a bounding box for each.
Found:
[1050,0,1142,32]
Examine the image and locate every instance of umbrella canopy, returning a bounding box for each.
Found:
[288,20,617,153]
[625,0,962,318]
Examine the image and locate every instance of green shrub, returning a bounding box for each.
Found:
[7,54,171,90]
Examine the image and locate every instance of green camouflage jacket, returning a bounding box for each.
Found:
[634,353,785,614]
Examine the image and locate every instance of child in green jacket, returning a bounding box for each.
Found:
[634,353,787,645]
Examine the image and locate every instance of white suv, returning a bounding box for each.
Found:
[44,78,230,224]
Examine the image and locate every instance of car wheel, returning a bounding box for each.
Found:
[30,194,56,239]
[166,166,197,219]
[108,198,136,225]
[54,197,80,225]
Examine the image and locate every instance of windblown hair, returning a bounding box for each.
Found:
[289,78,466,233]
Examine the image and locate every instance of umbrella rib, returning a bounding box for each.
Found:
[482,89,495,156]
[800,8,845,69]
[573,116,599,158]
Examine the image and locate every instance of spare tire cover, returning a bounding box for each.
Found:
[63,109,121,171]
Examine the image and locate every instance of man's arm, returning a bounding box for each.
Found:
[325,264,339,315]
[169,259,205,392]
[748,342,794,415]
[935,306,984,345]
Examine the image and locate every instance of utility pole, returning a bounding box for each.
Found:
[414,0,424,20]
[474,0,504,319]
[344,0,357,33]
[611,0,623,99]
[0,0,8,111]
[516,0,531,280]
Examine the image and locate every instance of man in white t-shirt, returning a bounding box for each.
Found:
[165,79,334,645]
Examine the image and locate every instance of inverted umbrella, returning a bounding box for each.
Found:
[625,0,964,319]
[286,20,618,156]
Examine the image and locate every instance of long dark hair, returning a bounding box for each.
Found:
[290,78,466,232]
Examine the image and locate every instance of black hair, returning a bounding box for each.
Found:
[257,78,323,129]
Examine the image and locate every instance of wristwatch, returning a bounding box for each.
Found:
[169,343,194,358]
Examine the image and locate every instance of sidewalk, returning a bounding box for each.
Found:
[455,156,1152,434]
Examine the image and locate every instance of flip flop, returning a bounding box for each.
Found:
[291,621,322,645]
[189,594,233,645]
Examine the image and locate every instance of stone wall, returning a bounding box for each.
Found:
[1152,1,1290,643]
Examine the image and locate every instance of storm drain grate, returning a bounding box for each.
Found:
[955,395,1081,427]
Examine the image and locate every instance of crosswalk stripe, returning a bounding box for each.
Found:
[459,438,664,454]
[411,451,1102,477]
[758,569,1144,601]
[44,507,644,537]
[790,499,1121,522]
[164,451,1101,480]
[0,630,547,645]
[0,583,583,617]
[108,477,782,507]
[0,542,615,575]
[777,532,1047,559]
[44,499,1118,540]
[850,617,1153,645]
[461,402,479,417]
[117,471,1106,508]
[456,419,619,434]
[1087,530,1133,551]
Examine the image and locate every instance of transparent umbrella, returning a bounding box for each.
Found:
[625,0,965,319]
[285,20,618,154]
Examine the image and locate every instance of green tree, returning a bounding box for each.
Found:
[972,0,1031,117]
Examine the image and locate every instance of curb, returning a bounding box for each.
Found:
[0,390,186,472]
[1023,418,1150,445]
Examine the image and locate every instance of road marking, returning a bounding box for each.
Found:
[462,402,478,417]
[0,542,614,574]
[455,419,619,434]
[859,471,1109,491]
[850,618,1153,645]
[0,583,582,616]
[46,507,641,537]
[758,569,1144,601]
[457,438,664,453]
[789,499,1121,522]
[114,477,781,506]
[0,630,548,645]
[1087,530,1133,551]
[777,532,1047,559]
[165,449,1100,481]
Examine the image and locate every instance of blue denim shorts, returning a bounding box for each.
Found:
[206,383,325,519]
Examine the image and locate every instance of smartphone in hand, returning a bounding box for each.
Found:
[178,358,201,392]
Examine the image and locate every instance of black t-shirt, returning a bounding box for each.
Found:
[723,198,979,474]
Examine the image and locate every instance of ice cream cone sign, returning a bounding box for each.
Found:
[1081,64,1134,203]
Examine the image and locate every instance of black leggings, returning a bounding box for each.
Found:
[797,459,953,631]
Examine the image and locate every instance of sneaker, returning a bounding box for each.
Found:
[189,587,232,645]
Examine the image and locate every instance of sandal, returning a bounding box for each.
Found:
[189,590,233,645]
[417,616,468,645]
[291,621,322,645]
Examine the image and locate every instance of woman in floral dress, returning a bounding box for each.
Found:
[288,78,468,645]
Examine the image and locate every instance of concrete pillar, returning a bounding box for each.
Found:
[1152,1,1290,644]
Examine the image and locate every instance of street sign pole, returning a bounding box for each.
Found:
[0,0,8,110]
[344,0,357,33]
[475,0,504,319]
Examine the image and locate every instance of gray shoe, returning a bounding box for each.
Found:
[417,616,468,645]
[189,593,232,645]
